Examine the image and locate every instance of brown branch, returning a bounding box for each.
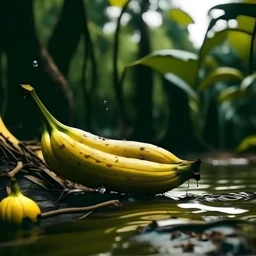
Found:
[8,161,23,177]
[40,200,122,219]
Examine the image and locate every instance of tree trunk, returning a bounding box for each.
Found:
[160,78,204,156]
[131,0,154,142]
[0,0,85,140]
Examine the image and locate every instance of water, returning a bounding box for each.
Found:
[32,60,38,68]
[0,164,256,255]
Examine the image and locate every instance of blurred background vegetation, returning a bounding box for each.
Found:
[0,0,256,157]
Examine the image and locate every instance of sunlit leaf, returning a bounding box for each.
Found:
[199,67,243,91]
[218,85,244,103]
[108,0,128,8]
[209,3,256,19]
[207,3,256,33]
[236,15,255,34]
[240,73,256,92]
[236,134,256,152]
[199,28,252,65]
[126,49,198,85]
[199,30,228,64]
[200,3,256,64]
[228,29,254,61]
[168,9,194,26]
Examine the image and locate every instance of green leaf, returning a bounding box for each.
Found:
[199,30,228,64]
[206,3,256,34]
[240,73,256,92]
[228,29,254,61]
[168,9,194,26]
[218,73,256,103]
[163,73,202,136]
[236,134,256,152]
[218,85,244,103]
[126,49,198,85]
[208,3,256,20]
[236,15,256,34]
[199,67,244,91]
[199,28,252,65]
[164,73,198,103]
[200,3,256,64]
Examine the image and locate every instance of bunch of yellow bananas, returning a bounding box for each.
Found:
[0,178,41,227]
[21,84,201,194]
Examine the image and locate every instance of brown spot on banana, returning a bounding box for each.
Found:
[106,164,112,168]
[140,147,145,151]
[95,160,101,163]
[84,154,90,158]
[59,144,65,149]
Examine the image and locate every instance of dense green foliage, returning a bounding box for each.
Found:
[1,0,256,155]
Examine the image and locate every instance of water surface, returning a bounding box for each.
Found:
[1,164,256,255]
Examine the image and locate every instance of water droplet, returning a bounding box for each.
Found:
[123,138,127,141]
[103,100,107,104]
[105,107,109,111]
[32,60,38,67]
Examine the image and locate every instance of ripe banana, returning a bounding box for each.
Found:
[0,115,45,161]
[21,84,201,194]
[0,178,41,227]
[42,126,200,194]
[20,84,182,164]
[0,116,20,146]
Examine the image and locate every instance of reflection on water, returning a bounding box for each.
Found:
[0,165,256,255]
[178,202,249,214]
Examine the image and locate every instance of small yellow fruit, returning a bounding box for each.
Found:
[0,178,41,228]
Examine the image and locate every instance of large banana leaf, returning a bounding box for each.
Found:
[168,9,194,26]
[163,73,202,136]
[199,67,243,91]
[125,49,198,86]
[236,15,255,34]
[207,3,256,33]
[199,28,252,65]
[228,30,254,61]
[199,3,256,65]
[164,73,198,103]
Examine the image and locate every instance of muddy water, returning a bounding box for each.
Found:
[0,164,256,255]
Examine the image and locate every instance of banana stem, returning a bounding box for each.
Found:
[20,84,66,131]
[40,200,122,219]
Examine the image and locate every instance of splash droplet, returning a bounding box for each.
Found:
[105,107,109,111]
[32,60,38,67]
[103,100,107,104]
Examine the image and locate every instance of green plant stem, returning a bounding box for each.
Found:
[249,19,256,74]
[82,0,98,131]
[113,0,132,126]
